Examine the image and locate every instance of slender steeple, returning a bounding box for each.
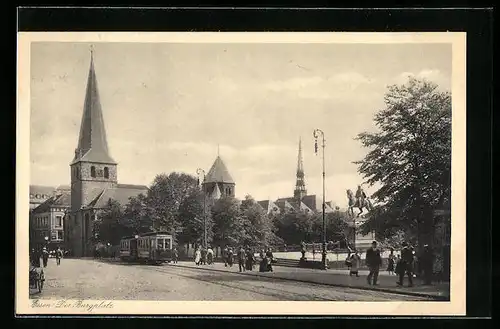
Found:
[71,47,116,165]
[294,137,307,200]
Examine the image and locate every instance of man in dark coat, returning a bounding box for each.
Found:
[201,247,207,265]
[265,248,274,272]
[41,247,49,268]
[245,247,255,271]
[238,247,246,272]
[55,247,63,266]
[223,246,229,267]
[419,245,434,285]
[398,242,414,287]
[365,241,382,285]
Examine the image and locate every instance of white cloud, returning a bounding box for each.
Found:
[395,69,450,91]
[263,72,375,99]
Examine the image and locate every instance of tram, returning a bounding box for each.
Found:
[119,231,173,264]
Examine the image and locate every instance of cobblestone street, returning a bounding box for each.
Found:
[31,258,431,301]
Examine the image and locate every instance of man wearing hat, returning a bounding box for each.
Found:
[365,241,382,285]
[398,242,414,287]
[41,247,49,268]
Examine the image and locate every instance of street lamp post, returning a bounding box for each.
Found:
[313,129,328,270]
[196,168,207,249]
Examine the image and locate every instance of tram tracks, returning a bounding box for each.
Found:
[132,263,424,301]
[142,265,337,301]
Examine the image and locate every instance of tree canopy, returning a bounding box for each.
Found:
[354,76,451,248]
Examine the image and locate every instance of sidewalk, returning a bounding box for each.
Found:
[171,261,450,300]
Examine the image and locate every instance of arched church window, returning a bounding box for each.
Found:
[104,167,109,179]
[91,166,96,178]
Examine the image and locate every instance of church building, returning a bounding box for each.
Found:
[202,154,235,207]
[65,50,148,257]
[258,138,337,215]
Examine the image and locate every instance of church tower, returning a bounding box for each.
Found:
[294,137,307,201]
[202,152,235,200]
[69,48,117,256]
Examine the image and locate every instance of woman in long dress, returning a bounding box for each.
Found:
[194,248,201,266]
[387,249,395,275]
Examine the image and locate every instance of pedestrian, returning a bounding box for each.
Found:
[300,241,306,259]
[397,242,414,287]
[312,244,316,260]
[345,253,352,272]
[349,251,361,277]
[42,247,49,268]
[172,247,178,264]
[194,247,201,266]
[227,247,234,267]
[420,245,434,285]
[223,245,229,267]
[245,247,255,271]
[238,246,246,272]
[387,248,395,275]
[201,247,207,265]
[265,247,275,272]
[207,246,214,265]
[365,241,382,285]
[55,247,63,266]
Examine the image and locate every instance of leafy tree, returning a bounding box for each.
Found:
[354,77,451,250]
[122,194,152,234]
[95,199,127,245]
[274,210,314,245]
[146,172,199,238]
[177,188,214,246]
[211,196,245,247]
[239,195,278,247]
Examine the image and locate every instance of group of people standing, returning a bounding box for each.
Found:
[30,246,64,268]
[222,245,273,273]
[346,241,435,287]
[193,245,276,273]
[194,246,214,266]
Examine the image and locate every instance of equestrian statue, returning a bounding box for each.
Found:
[346,185,373,218]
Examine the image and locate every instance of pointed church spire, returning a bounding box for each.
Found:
[72,46,116,165]
[294,137,307,200]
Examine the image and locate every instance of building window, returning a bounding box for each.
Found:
[104,167,109,179]
[91,166,96,178]
[55,215,63,227]
[57,231,63,240]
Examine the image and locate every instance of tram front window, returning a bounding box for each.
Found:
[157,239,164,250]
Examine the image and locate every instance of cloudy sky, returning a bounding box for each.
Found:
[30,42,451,207]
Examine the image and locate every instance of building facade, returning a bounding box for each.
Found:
[66,51,148,257]
[30,192,70,250]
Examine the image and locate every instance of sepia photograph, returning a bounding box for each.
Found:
[17,32,466,315]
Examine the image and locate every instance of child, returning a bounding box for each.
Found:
[349,252,361,277]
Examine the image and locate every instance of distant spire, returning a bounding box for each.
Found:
[71,47,116,165]
[294,137,307,200]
